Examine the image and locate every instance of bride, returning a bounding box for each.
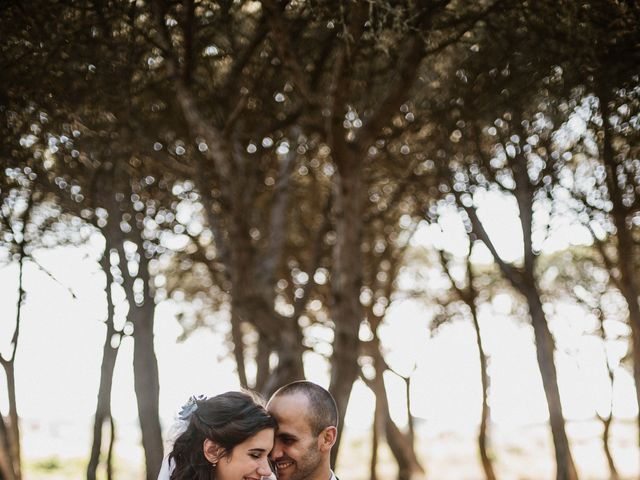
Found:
[158,391,277,480]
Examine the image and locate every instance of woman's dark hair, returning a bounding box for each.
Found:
[169,391,276,480]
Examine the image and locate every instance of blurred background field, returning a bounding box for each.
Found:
[19,418,640,480]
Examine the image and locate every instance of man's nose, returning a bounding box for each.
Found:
[270,442,283,460]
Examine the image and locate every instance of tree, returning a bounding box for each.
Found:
[541,247,627,480]
[0,168,32,480]
[261,1,505,458]
[358,191,425,480]
[436,241,497,480]
[559,0,640,452]
[0,2,187,476]
[0,118,85,480]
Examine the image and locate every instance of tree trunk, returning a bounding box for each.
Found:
[370,391,381,480]
[87,347,118,480]
[329,159,365,467]
[132,301,163,480]
[230,306,249,389]
[513,140,577,480]
[600,415,619,480]
[0,366,19,480]
[525,286,578,480]
[0,414,17,480]
[228,202,280,355]
[595,304,619,480]
[261,325,305,397]
[131,251,163,480]
[87,248,121,480]
[468,299,496,480]
[107,415,116,480]
[254,334,271,393]
[618,289,640,450]
[108,178,163,480]
[0,244,25,480]
[1,362,19,480]
[366,355,425,480]
[384,415,424,480]
[404,376,414,445]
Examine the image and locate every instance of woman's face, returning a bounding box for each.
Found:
[216,428,275,480]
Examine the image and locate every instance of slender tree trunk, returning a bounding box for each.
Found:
[1,363,19,480]
[0,365,19,480]
[10,254,24,478]
[439,245,496,479]
[595,305,619,480]
[467,260,577,480]
[370,391,381,480]
[619,294,640,450]
[363,333,425,480]
[404,376,414,445]
[254,334,271,393]
[107,415,116,480]
[468,300,496,480]
[524,287,578,480]
[0,415,17,480]
[366,358,424,480]
[132,300,163,480]
[108,177,163,480]
[87,248,121,480]
[230,306,249,389]
[600,415,619,480]
[383,416,424,480]
[87,348,118,480]
[329,159,365,466]
[0,245,25,480]
[131,251,163,480]
[381,379,423,478]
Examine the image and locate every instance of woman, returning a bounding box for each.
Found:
[158,391,277,480]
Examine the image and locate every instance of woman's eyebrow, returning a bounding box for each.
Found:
[248,448,268,452]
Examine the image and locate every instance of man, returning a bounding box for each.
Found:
[267,381,339,480]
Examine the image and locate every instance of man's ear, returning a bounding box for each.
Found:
[203,439,224,464]
[318,426,337,453]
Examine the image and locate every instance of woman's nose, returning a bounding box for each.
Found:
[257,458,273,477]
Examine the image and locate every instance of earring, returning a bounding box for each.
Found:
[211,462,217,467]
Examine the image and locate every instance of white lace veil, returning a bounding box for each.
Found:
[157,395,207,480]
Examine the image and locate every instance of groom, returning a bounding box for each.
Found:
[267,381,339,480]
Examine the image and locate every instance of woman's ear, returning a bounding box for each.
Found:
[203,439,223,465]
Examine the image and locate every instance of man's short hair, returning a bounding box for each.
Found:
[272,380,338,435]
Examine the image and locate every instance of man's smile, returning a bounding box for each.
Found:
[276,460,295,471]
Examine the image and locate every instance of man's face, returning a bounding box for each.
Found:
[267,393,323,480]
